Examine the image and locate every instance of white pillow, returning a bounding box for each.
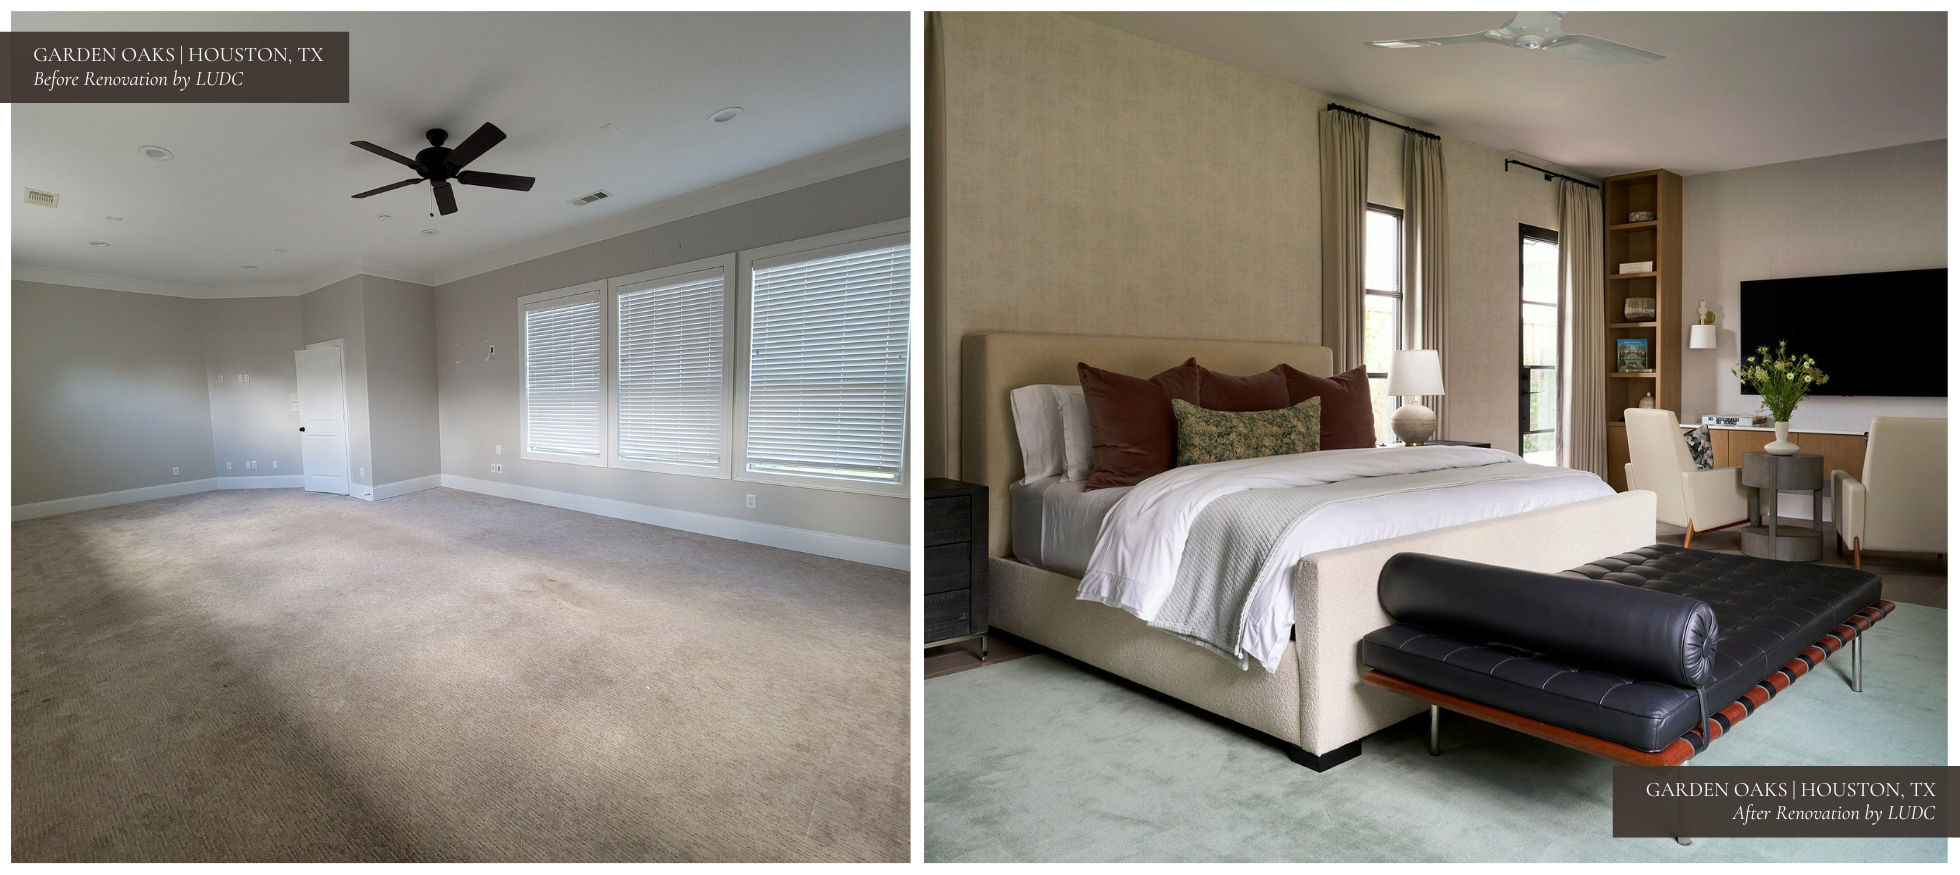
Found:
[1010,385,1066,483]
[1056,386,1093,482]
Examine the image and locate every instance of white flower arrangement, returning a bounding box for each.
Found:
[1731,340,1829,421]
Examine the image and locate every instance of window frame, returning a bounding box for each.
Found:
[1364,204,1404,445]
[605,253,738,479]
[733,218,911,498]
[518,281,609,467]
[1518,223,1561,458]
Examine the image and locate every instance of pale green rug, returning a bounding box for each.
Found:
[925,604,1947,862]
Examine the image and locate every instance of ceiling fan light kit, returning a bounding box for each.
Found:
[349,122,537,216]
[1367,12,1664,64]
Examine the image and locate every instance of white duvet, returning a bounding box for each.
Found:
[1077,446,1613,672]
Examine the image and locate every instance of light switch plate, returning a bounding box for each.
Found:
[491,463,503,473]
[240,374,250,382]
[172,467,179,476]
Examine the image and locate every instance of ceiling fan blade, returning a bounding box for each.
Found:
[350,178,422,199]
[457,170,536,191]
[351,140,420,169]
[443,122,506,170]
[432,180,458,216]
[1366,32,1491,49]
[1546,33,1665,64]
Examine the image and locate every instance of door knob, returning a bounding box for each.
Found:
[299,427,306,432]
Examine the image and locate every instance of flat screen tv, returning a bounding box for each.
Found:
[1739,268,1947,398]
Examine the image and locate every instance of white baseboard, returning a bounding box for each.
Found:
[216,475,304,490]
[13,478,219,521]
[373,474,442,501]
[439,474,907,570]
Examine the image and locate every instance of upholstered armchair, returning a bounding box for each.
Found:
[1832,417,1946,569]
[1623,408,1750,547]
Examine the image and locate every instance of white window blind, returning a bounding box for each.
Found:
[616,269,726,470]
[523,296,603,458]
[745,242,910,485]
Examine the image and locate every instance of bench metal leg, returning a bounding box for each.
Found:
[1428,705,1440,756]
[1852,635,1862,692]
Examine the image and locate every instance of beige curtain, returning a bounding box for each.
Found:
[924,11,950,478]
[1402,133,1448,434]
[1557,180,1606,477]
[1318,111,1368,371]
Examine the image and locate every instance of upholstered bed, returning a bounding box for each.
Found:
[961,332,1659,768]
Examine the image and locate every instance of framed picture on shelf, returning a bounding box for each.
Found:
[1616,337,1651,373]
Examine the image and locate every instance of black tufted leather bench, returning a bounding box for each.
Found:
[1360,545,1892,767]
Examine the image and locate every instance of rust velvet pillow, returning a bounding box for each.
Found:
[1194,364,1292,412]
[1278,364,1377,450]
[1077,359,1202,490]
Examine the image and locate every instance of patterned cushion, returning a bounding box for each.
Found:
[1171,397,1321,467]
[1684,425,1714,470]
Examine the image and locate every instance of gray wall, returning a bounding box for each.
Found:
[1682,139,1948,430]
[12,281,216,504]
[436,161,909,545]
[361,276,441,486]
[300,276,374,488]
[201,296,303,478]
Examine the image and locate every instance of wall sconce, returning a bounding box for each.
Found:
[1689,300,1717,350]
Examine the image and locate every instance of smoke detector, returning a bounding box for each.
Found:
[569,190,610,206]
[24,188,58,208]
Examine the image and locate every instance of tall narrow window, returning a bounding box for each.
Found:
[1520,224,1561,465]
[521,284,606,465]
[1363,205,1403,445]
[740,227,910,494]
[613,257,732,476]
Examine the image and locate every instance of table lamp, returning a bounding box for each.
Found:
[1387,349,1445,445]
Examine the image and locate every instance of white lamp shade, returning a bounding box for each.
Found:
[1386,349,1444,396]
[1688,324,1717,349]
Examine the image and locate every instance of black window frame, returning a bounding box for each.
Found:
[1365,204,1404,444]
[1519,223,1560,458]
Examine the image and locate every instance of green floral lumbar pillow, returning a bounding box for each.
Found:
[1171,397,1322,467]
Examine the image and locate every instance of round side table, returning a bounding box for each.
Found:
[1738,451,1824,561]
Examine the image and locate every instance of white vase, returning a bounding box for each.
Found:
[1765,420,1799,455]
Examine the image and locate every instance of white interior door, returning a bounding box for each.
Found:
[295,347,351,495]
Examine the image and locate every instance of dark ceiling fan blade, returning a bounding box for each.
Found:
[351,178,423,199]
[457,170,535,191]
[351,140,420,169]
[443,122,506,170]
[431,180,458,216]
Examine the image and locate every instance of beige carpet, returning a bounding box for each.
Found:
[12,487,908,862]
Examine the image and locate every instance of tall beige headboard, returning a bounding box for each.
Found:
[961,332,1336,558]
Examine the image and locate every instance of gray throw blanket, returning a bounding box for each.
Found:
[1148,461,1578,667]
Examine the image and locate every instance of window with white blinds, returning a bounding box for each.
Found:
[521,288,605,464]
[614,265,728,475]
[741,234,910,492]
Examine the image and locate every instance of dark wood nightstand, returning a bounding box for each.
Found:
[924,478,988,659]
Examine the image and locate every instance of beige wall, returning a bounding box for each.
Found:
[12,281,217,504]
[434,162,909,546]
[300,276,375,488]
[361,275,441,486]
[1681,139,1947,431]
[200,296,304,478]
[929,11,1574,470]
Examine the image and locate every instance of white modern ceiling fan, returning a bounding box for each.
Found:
[1367,12,1664,64]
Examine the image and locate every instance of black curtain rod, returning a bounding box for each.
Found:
[1504,159,1599,190]
[1325,103,1439,141]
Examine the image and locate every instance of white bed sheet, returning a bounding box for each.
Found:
[1009,476,1131,578]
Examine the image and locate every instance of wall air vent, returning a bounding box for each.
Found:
[569,190,610,206]
[24,188,59,208]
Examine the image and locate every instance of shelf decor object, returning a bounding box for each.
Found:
[1730,340,1830,455]
[1623,297,1657,321]
[1386,349,1445,445]
[1615,337,1651,373]
[1601,169,1684,492]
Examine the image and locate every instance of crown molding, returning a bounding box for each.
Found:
[429,127,909,286]
[12,129,905,299]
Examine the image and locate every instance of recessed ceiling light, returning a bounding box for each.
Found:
[376,214,392,223]
[421,228,439,236]
[106,215,123,221]
[140,145,173,161]
[88,240,110,247]
[710,107,743,123]
[241,265,259,270]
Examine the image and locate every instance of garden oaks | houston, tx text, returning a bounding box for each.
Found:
[31,45,321,64]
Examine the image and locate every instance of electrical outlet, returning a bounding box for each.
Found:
[249,461,257,469]
[491,463,503,473]
[271,461,278,469]
[291,394,299,402]
[217,374,225,383]
[291,403,300,411]
[359,467,364,478]
[495,444,502,455]
[745,494,756,509]
[240,374,250,383]
[172,466,179,476]
[226,462,232,470]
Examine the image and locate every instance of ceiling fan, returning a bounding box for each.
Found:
[1367,12,1664,64]
[349,122,536,216]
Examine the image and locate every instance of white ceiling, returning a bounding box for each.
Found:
[11,11,907,290]
[1072,11,1946,179]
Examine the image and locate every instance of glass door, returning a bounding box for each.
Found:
[1520,225,1559,465]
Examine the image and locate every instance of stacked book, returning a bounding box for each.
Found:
[1701,414,1772,427]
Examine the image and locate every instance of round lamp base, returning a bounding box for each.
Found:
[1391,403,1437,445]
